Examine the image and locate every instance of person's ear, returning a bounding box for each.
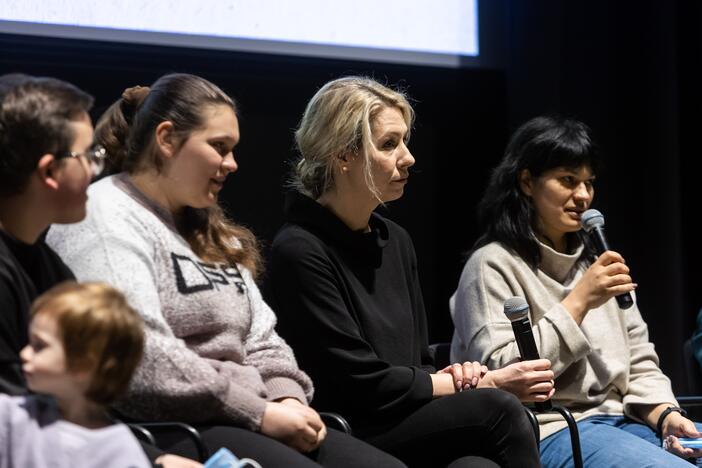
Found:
[336,152,352,173]
[36,154,60,190]
[155,121,177,158]
[70,366,93,387]
[519,169,533,197]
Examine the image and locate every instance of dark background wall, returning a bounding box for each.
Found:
[1,0,699,393]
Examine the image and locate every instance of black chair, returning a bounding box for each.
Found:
[683,338,702,395]
[116,411,210,463]
[320,411,354,435]
[678,337,702,421]
[127,413,352,462]
[428,342,584,468]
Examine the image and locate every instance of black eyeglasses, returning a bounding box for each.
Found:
[57,145,107,177]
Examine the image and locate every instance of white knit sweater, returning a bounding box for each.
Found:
[47,174,313,431]
[450,241,677,439]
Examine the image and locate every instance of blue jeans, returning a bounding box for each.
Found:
[539,415,702,467]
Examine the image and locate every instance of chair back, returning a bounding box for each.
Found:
[683,338,702,395]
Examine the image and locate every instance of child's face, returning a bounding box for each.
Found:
[20,312,88,399]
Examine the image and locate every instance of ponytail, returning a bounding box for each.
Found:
[95,73,262,278]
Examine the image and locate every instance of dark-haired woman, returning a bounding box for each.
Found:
[450,115,702,467]
[47,73,405,468]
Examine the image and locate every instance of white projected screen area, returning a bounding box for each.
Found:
[0,0,479,67]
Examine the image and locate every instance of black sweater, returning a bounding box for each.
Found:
[267,193,435,436]
[0,230,74,395]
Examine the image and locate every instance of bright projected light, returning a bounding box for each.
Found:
[0,0,479,67]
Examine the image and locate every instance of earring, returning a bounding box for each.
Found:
[342,166,349,173]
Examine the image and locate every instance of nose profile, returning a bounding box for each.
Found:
[398,143,415,170]
[573,181,591,201]
[19,345,32,363]
[221,153,238,175]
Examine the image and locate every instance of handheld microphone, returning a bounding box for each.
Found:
[504,296,552,411]
[580,209,634,310]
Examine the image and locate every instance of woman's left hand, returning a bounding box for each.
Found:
[437,361,488,392]
[662,412,702,459]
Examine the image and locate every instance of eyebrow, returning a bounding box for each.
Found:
[208,134,239,144]
[377,129,407,139]
[558,168,595,177]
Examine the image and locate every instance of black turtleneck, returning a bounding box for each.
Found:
[266,192,434,436]
[0,230,75,395]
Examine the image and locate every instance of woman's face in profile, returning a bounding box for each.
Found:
[166,104,240,211]
[520,165,595,241]
[350,106,415,203]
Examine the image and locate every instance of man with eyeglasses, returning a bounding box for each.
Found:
[0,75,200,468]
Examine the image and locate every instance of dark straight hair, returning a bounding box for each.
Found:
[474,115,603,268]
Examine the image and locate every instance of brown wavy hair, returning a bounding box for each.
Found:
[95,73,261,277]
[31,281,144,406]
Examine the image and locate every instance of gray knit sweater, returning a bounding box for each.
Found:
[450,241,677,439]
[47,174,313,431]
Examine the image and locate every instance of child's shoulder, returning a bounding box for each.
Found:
[0,394,60,425]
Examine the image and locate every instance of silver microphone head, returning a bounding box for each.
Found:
[504,296,529,322]
[581,208,604,233]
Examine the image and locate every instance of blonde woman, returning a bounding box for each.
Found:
[267,76,548,468]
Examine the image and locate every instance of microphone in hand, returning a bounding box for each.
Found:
[580,209,634,310]
[504,296,552,411]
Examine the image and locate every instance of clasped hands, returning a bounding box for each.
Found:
[261,397,327,453]
[437,358,555,402]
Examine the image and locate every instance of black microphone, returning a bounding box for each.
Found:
[580,209,634,310]
[504,296,552,411]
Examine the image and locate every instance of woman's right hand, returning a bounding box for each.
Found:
[478,359,555,402]
[561,250,636,324]
[260,400,327,453]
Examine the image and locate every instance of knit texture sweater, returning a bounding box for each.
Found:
[47,174,313,431]
[266,192,434,436]
[450,241,677,439]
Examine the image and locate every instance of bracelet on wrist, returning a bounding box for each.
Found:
[656,406,687,438]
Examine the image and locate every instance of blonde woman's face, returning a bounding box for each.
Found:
[355,106,414,203]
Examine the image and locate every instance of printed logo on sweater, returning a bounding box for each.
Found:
[171,253,247,295]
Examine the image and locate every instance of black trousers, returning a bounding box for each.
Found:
[364,388,541,468]
[161,426,406,467]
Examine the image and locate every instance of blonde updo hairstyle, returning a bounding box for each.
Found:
[292,76,414,200]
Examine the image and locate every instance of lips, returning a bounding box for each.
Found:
[565,209,584,220]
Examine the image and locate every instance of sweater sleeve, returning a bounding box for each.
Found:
[451,246,592,376]
[269,232,433,418]
[240,268,314,405]
[621,302,677,417]
[47,213,268,431]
